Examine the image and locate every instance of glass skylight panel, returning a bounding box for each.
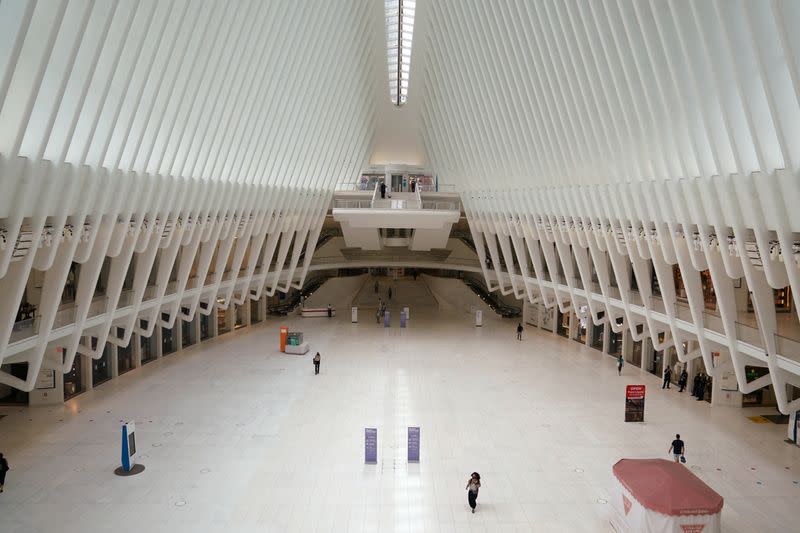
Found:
[385,0,415,106]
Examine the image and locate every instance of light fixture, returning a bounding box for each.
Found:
[386,0,415,106]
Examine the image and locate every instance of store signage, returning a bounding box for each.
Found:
[35,369,55,390]
[720,370,738,391]
[408,427,420,462]
[365,428,377,464]
[121,421,137,472]
[625,385,646,422]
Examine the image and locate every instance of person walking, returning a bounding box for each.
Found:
[662,366,672,389]
[388,287,392,300]
[313,352,321,375]
[411,178,416,192]
[617,355,624,376]
[466,472,481,513]
[668,434,685,463]
[516,323,523,341]
[380,180,386,199]
[0,453,8,493]
[327,304,332,318]
[678,369,688,392]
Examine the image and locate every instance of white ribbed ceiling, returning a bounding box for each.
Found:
[3,1,800,192]
[420,0,800,192]
[0,0,379,189]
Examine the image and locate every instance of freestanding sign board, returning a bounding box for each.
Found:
[365,428,377,463]
[351,306,358,323]
[400,311,407,328]
[475,309,483,327]
[408,427,420,462]
[121,421,137,471]
[384,310,391,328]
[625,385,646,422]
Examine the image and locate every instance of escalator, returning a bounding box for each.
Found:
[462,277,521,318]
[267,276,328,316]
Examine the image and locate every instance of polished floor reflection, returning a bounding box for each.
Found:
[0,303,798,532]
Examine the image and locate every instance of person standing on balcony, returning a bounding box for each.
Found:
[617,355,624,376]
[380,180,386,199]
[516,323,523,341]
[662,366,672,389]
[411,178,416,192]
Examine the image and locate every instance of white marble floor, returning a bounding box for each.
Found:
[1,302,799,532]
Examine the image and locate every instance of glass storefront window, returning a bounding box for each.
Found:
[250,299,262,324]
[92,345,111,386]
[117,328,134,375]
[217,303,230,334]
[0,363,29,404]
[64,354,83,400]
[161,326,176,356]
[140,328,157,365]
[200,314,210,340]
[182,318,196,348]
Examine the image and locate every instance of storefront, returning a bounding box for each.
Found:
[629,337,643,368]
[217,301,231,335]
[646,337,663,378]
[181,317,196,348]
[235,304,246,329]
[140,327,157,365]
[161,326,176,356]
[90,339,111,387]
[0,363,29,404]
[117,327,134,375]
[200,313,211,340]
[742,366,776,406]
[700,270,717,311]
[747,286,793,313]
[556,307,570,338]
[63,354,83,400]
[608,328,623,357]
[250,299,262,324]
[572,307,588,344]
[591,313,605,352]
[541,305,554,332]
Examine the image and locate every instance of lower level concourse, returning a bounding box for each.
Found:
[0,280,798,533]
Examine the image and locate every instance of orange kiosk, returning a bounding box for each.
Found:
[280,326,289,352]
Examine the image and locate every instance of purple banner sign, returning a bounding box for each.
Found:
[384,310,391,328]
[408,426,420,462]
[365,427,377,463]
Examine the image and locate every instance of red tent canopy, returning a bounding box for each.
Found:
[613,459,723,516]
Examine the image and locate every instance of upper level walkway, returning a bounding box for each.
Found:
[331,185,460,251]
